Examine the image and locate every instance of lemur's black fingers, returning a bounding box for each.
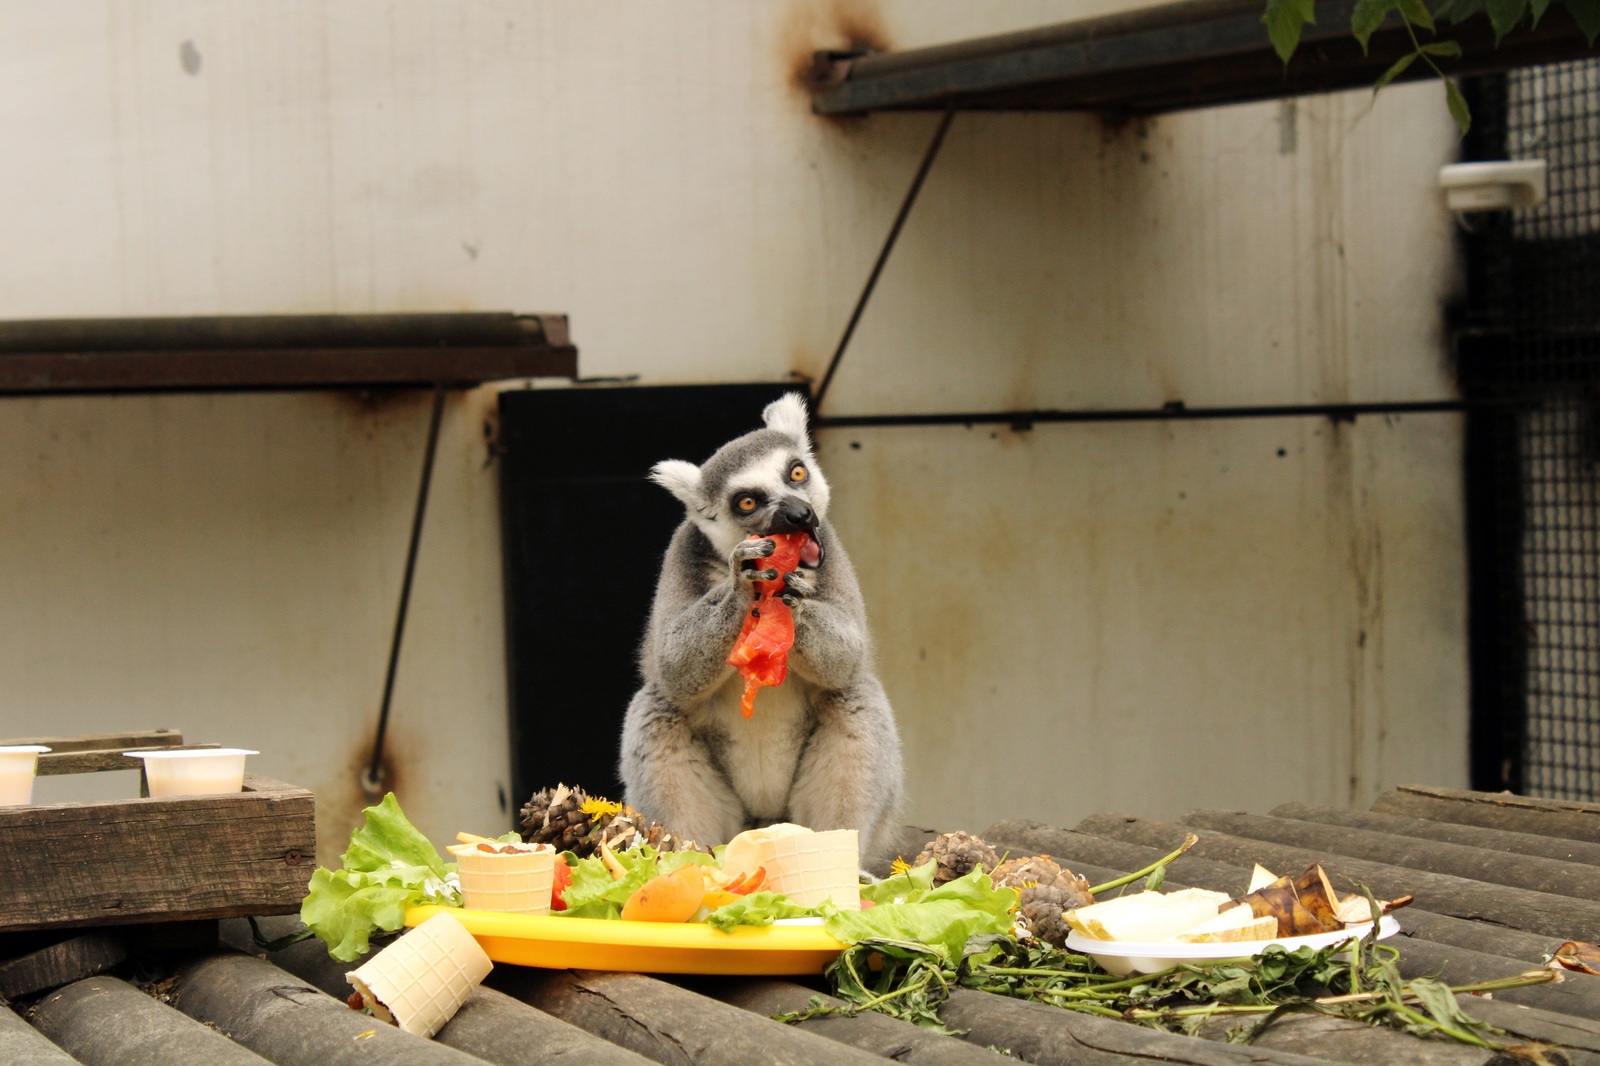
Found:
[733,538,777,562]
[742,568,779,583]
[782,570,816,598]
[779,592,801,608]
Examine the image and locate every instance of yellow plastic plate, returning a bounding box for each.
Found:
[404,905,846,975]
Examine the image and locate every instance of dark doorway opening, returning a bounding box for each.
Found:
[497,383,796,819]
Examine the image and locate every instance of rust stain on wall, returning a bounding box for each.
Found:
[778,0,890,98]
[315,728,411,866]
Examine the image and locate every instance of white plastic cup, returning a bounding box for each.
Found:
[448,842,556,914]
[0,746,51,806]
[347,911,492,1037]
[123,748,258,797]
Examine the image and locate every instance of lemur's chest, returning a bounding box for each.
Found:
[696,676,813,821]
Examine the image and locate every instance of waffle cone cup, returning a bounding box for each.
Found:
[347,912,491,1038]
[765,829,861,908]
[449,842,556,914]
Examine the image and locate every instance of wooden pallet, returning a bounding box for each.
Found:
[0,730,315,934]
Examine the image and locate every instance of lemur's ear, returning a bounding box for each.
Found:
[649,459,703,507]
[762,392,811,444]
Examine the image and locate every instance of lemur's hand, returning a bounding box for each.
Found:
[730,537,778,585]
[779,569,817,608]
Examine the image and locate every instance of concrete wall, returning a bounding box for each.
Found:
[0,1,1466,862]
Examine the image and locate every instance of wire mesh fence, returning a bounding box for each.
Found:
[1464,62,1600,802]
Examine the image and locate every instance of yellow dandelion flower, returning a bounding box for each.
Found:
[580,797,623,822]
[890,856,911,876]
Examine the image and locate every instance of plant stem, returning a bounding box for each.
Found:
[1087,834,1199,896]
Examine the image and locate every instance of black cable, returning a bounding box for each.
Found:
[364,384,447,797]
[813,109,955,416]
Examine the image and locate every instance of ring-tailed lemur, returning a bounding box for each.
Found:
[619,392,904,865]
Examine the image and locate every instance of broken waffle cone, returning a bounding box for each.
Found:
[1224,862,1344,937]
[448,841,557,914]
[762,829,860,908]
[347,912,492,1038]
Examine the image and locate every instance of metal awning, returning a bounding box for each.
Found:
[0,313,577,395]
[810,0,1599,116]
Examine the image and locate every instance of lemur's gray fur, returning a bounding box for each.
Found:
[619,393,904,866]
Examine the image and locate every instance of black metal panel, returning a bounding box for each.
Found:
[497,383,796,817]
[1461,63,1600,802]
[812,0,1600,116]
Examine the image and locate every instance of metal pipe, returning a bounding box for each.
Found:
[816,398,1511,430]
[364,384,447,798]
[813,110,956,416]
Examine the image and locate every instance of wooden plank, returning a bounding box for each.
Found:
[691,977,1011,1065]
[493,969,889,1066]
[1373,787,1600,844]
[0,776,314,932]
[29,974,273,1066]
[0,1000,81,1066]
[1395,937,1600,1020]
[0,932,126,999]
[173,952,487,1066]
[938,989,1336,1065]
[247,919,656,1066]
[986,819,1567,964]
[1076,811,1600,943]
[1464,997,1600,1060]
[438,988,659,1066]
[1273,802,1600,868]
[1186,808,1600,901]
[1190,1012,1508,1066]
[0,729,183,752]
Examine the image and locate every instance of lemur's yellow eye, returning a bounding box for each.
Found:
[789,465,808,483]
[737,496,757,513]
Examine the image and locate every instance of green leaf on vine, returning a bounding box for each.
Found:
[1374,51,1419,91]
[1445,79,1472,135]
[1420,39,1465,54]
[1352,0,1398,48]
[1434,0,1487,23]
[1528,0,1551,25]
[1485,0,1530,40]
[1263,0,1318,61]
[1567,0,1600,42]
[1398,0,1438,29]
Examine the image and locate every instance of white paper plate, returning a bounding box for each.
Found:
[1064,915,1400,976]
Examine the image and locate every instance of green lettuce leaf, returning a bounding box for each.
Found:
[299,793,461,962]
[825,867,1018,962]
[703,891,820,931]
[861,860,937,905]
[558,844,716,921]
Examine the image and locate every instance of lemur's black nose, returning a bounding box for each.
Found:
[771,497,816,533]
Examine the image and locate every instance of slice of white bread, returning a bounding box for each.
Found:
[1175,907,1280,943]
[1065,888,1231,942]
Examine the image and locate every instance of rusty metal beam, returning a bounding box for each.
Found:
[0,313,576,395]
[811,0,1599,116]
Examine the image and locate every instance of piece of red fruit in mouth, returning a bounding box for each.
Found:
[728,533,805,718]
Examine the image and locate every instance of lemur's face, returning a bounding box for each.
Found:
[649,393,830,565]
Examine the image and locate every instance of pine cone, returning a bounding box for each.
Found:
[912,831,1001,885]
[993,855,1093,947]
[595,808,705,855]
[518,783,705,858]
[519,783,606,855]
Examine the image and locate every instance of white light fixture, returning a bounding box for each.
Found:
[1438,159,1547,212]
